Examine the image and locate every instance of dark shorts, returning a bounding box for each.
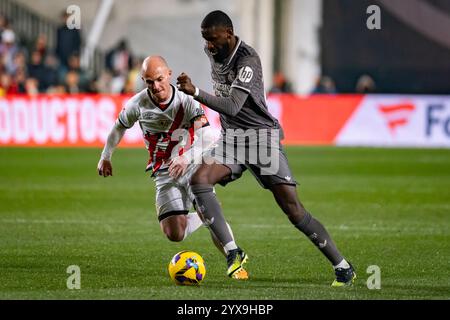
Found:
[210,133,298,189]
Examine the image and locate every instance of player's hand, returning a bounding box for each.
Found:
[168,156,189,179]
[97,159,113,177]
[176,72,196,96]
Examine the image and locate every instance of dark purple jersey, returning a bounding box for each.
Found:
[206,38,281,131]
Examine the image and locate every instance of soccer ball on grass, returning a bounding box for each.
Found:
[168,250,206,285]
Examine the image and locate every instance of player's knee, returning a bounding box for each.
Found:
[162,225,185,242]
[190,170,210,185]
[165,229,184,242]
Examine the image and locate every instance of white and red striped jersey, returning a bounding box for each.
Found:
[118,85,209,174]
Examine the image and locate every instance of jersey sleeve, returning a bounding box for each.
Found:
[118,98,140,128]
[231,55,260,94]
[183,93,209,126]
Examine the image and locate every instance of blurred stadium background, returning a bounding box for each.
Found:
[0,0,449,300]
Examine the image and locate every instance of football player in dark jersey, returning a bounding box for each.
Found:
[175,10,355,286]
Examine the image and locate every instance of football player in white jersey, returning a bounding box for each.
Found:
[97,56,248,279]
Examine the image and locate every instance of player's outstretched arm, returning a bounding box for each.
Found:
[97,121,127,177]
[97,159,113,177]
[177,72,248,116]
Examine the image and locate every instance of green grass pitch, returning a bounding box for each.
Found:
[0,146,449,299]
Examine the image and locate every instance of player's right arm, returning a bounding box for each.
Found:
[97,121,127,177]
[177,72,248,116]
[97,98,140,177]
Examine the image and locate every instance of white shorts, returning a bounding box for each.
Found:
[153,164,199,222]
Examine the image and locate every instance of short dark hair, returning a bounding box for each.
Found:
[201,10,233,30]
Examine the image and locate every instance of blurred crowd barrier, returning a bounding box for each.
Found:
[0,94,449,148]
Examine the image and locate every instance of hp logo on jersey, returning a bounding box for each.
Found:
[238,66,253,83]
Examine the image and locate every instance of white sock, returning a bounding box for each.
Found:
[223,241,238,254]
[333,259,350,270]
[221,223,236,254]
[183,211,204,240]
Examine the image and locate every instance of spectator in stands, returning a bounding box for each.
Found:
[269,71,293,93]
[64,70,81,94]
[0,29,19,75]
[311,75,337,94]
[105,39,133,93]
[355,74,376,93]
[25,78,39,95]
[35,34,48,58]
[27,50,47,92]
[59,53,89,91]
[122,56,144,94]
[0,73,17,96]
[11,50,27,76]
[105,39,133,76]
[86,76,99,94]
[43,53,60,92]
[14,67,27,94]
[56,10,81,68]
[0,13,10,38]
[95,70,113,93]
[110,72,125,93]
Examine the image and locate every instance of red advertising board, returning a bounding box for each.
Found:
[1,94,449,148]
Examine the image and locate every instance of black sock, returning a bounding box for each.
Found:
[295,212,344,266]
[191,184,235,249]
